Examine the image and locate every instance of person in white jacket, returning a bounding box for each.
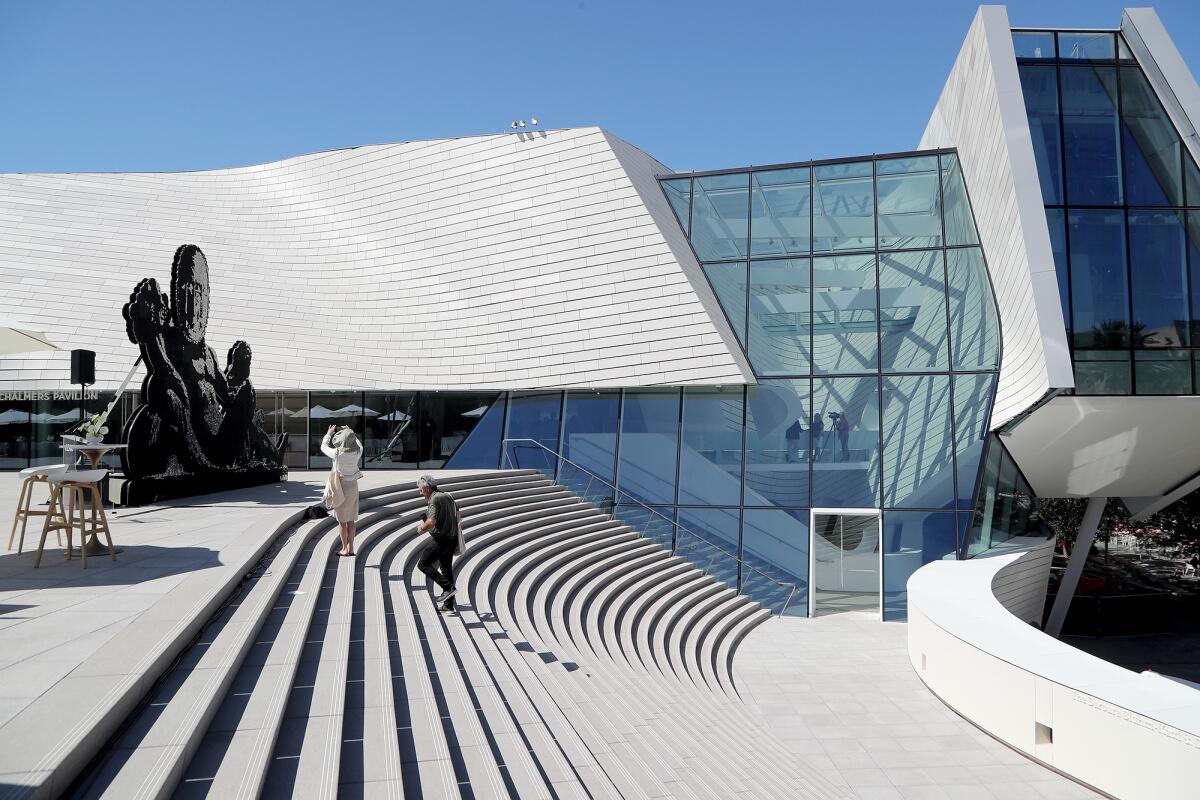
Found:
[322,425,363,556]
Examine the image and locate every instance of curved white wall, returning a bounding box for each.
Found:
[0,127,753,392]
[908,546,1200,800]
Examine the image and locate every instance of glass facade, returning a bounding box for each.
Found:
[1016,29,1200,394]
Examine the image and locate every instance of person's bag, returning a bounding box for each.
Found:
[304,503,330,520]
[322,470,345,510]
[453,509,467,556]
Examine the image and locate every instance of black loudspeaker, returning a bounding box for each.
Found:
[71,349,95,386]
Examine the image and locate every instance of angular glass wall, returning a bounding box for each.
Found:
[1016,29,1200,394]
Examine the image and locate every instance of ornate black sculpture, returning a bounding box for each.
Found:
[120,244,286,505]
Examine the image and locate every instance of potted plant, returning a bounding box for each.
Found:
[80,413,109,445]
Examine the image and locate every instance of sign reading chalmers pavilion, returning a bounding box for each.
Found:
[120,244,286,504]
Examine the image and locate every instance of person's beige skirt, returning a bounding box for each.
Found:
[333,478,360,523]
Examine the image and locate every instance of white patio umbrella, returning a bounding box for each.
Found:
[462,405,490,418]
[332,404,380,417]
[0,318,58,354]
[376,410,410,422]
[302,405,336,419]
[0,408,30,424]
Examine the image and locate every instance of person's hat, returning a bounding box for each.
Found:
[332,427,360,452]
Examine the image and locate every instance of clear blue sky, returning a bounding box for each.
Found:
[1,1,1197,174]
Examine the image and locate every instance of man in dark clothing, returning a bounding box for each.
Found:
[415,474,460,612]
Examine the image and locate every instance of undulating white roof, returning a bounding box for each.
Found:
[0,127,753,391]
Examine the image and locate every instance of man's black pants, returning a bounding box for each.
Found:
[417,536,456,593]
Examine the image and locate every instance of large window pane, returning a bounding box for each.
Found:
[812,254,878,374]
[679,387,744,506]
[811,376,880,508]
[1046,208,1071,337]
[421,392,502,469]
[445,395,505,470]
[1129,210,1188,347]
[879,250,949,372]
[257,390,307,469]
[813,161,874,252]
[940,153,980,246]
[560,390,619,483]
[946,248,1000,371]
[748,258,809,375]
[1061,66,1122,206]
[692,173,749,261]
[661,177,691,235]
[751,168,810,256]
[1135,351,1192,394]
[1074,351,1131,394]
[952,373,995,510]
[964,436,1040,556]
[1190,212,1200,343]
[617,389,680,506]
[704,262,748,347]
[883,510,958,621]
[1069,209,1129,347]
[744,380,810,508]
[881,375,954,509]
[1012,32,1055,60]
[876,156,941,250]
[677,506,741,589]
[1059,32,1116,62]
[742,508,808,616]
[1020,65,1064,205]
[307,391,362,469]
[505,391,562,476]
[363,391,417,469]
[0,398,30,468]
[1121,67,1183,206]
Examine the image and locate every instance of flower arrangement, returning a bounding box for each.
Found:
[80,413,109,443]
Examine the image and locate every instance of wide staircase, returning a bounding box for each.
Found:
[67,471,851,800]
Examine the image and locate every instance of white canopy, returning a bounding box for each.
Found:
[0,318,58,355]
[462,405,490,418]
[332,404,380,417]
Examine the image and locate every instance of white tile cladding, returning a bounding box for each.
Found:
[920,5,1074,429]
[0,127,754,391]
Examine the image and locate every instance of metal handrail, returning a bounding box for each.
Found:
[501,438,799,617]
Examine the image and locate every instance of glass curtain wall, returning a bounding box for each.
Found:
[1016,29,1200,394]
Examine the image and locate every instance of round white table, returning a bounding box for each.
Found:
[61,439,127,556]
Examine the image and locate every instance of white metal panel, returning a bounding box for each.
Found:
[920,6,1074,429]
[0,127,752,391]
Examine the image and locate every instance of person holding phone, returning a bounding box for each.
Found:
[321,424,363,556]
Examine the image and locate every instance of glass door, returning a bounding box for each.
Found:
[809,510,881,617]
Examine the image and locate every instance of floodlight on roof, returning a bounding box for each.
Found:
[531,117,539,126]
[511,121,518,129]
[518,120,526,128]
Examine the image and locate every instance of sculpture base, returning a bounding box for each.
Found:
[121,465,288,507]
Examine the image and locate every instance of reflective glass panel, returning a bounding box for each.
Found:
[811,376,881,508]
[1046,208,1071,336]
[1073,350,1131,394]
[363,392,417,469]
[1129,210,1188,347]
[751,168,810,256]
[741,508,808,616]
[1134,351,1192,394]
[878,250,949,372]
[704,262,748,347]
[748,258,810,375]
[258,391,307,469]
[813,161,874,252]
[1061,66,1121,205]
[617,389,680,506]
[1118,35,1134,63]
[560,390,619,483]
[307,391,361,470]
[615,504,676,550]
[1020,65,1064,205]
[1069,209,1129,347]
[882,510,958,621]
[661,177,691,234]
[1121,67,1183,206]
[1058,32,1116,62]
[420,392,503,469]
[505,391,562,476]
[881,375,954,509]
[679,387,744,506]
[964,436,1040,556]
[946,248,1000,371]
[876,157,941,250]
[811,512,880,616]
[691,173,749,261]
[445,394,504,470]
[678,506,741,589]
[812,254,878,374]
[952,373,995,510]
[1188,157,1200,207]
[1190,212,1200,343]
[744,380,810,508]
[0,399,30,469]
[1012,31,1055,60]
[33,394,109,467]
[940,153,980,246]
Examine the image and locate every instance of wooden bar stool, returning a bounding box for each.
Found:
[8,464,68,554]
[35,469,114,568]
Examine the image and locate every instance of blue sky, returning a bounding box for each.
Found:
[1,1,1197,174]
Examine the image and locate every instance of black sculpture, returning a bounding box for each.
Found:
[120,244,286,505]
